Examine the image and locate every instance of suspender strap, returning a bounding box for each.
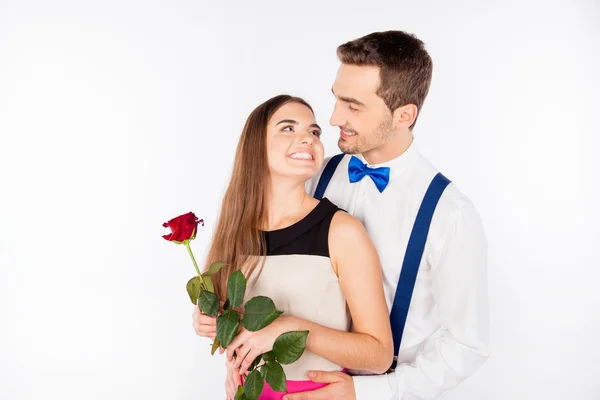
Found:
[313,153,345,200]
[389,172,451,370]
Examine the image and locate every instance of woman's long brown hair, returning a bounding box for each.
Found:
[203,94,314,300]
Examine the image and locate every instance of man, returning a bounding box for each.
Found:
[194,30,489,400]
[284,30,489,400]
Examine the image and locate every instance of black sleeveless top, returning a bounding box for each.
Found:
[245,197,350,380]
[263,198,342,258]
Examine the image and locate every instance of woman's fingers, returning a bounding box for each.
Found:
[192,307,217,339]
[238,349,260,375]
[233,344,252,370]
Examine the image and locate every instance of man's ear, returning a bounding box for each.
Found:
[392,104,418,130]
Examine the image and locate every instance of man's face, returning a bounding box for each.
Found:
[330,64,395,155]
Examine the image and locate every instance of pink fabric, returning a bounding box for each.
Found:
[257,379,328,400]
[241,369,346,400]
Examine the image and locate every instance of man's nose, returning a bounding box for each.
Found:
[330,103,346,127]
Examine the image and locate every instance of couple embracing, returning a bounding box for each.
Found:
[192,30,489,400]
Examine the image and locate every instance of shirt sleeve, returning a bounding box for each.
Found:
[353,372,398,399]
[353,200,490,400]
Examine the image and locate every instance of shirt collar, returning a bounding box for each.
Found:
[354,137,420,180]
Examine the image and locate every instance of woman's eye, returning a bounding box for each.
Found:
[282,126,294,132]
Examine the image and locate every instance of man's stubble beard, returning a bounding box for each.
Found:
[337,114,394,155]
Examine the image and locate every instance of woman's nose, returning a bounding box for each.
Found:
[299,131,314,145]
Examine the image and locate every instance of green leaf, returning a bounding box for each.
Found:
[223,299,231,310]
[241,296,283,331]
[227,270,246,308]
[186,276,202,305]
[211,337,220,356]
[262,351,275,362]
[263,361,287,392]
[247,355,262,372]
[234,385,244,400]
[205,262,225,276]
[258,365,266,381]
[203,275,214,293]
[273,331,309,365]
[243,369,264,400]
[198,290,219,317]
[216,310,240,348]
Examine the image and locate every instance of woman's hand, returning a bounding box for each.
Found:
[225,357,242,400]
[192,303,217,339]
[226,316,293,375]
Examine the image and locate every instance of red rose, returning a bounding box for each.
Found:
[162,212,204,243]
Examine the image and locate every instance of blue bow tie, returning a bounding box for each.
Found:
[348,156,390,193]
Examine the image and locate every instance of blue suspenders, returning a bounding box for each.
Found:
[313,153,345,201]
[388,171,451,369]
[312,154,452,371]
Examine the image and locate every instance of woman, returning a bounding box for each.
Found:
[192,95,392,400]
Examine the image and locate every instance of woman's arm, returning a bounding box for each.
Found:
[287,211,393,373]
[227,211,393,375]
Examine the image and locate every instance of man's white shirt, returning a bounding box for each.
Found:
[306,140,489,400]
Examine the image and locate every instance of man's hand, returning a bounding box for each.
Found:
[283,370,356,400]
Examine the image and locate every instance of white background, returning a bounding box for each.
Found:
[1,0,599,399]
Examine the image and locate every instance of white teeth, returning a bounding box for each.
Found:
[342,130,357,136]
[290,152,313,160]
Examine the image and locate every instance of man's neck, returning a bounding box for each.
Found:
[362,131,414,165]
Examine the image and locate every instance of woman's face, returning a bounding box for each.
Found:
[266,102,324,182]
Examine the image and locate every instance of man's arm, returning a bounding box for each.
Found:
[353,201,490,400]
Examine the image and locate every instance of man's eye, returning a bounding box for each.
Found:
[312,130,321,137]
[348,104,359,112]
